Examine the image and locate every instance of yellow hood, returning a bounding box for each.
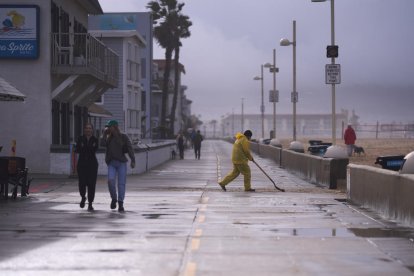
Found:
[235,132,245,139]
[231,132,252,164]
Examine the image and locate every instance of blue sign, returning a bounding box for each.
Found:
[99,14,138,30]
[0,5,39,59]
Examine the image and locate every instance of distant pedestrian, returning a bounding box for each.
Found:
[344,124,357,157]
[75,123,99,211]
[218,130,255,192]
[176,132,185,159]
[193,130,203,159]
[101,120,135,212]
[190,129,196,149]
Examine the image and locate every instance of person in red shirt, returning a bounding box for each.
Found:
[344,124,357,157]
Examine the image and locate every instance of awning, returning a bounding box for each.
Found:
[0,76,26,102]
[88,103,112,118]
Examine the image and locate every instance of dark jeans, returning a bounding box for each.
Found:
[178,146,184,159]
[77,163,98,203]
[194,145,201,159]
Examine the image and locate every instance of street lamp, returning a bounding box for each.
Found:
[253,65,265,138]
[312,0,337,145]
[280,20,297,141]
[264,49,279,139]
[232,108,235,134]
[241,97,244,132]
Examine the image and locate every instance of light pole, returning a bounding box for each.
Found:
[264,49,279,139]
[253,65,265,138]
[232,108,235,134]
[241,97,244,132]
[280,20,297,141]
[312,0,337,144]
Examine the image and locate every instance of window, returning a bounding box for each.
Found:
[141,58,146,79]
[95,95,104,104]
[135,45,139,61]
[141,90,146,111]
[128,42,132,59]
[52,101,70,145]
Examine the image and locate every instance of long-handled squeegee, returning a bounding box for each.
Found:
[253,160,285,192]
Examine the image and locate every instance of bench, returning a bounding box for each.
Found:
[0,157,31,199]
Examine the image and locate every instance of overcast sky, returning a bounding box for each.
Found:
[99,0,414,125]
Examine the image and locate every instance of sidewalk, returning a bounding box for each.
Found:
[0,140,413,275]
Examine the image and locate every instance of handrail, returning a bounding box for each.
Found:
[51,32,119,86]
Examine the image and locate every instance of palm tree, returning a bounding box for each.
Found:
[169,12,192,136]
[147,0,190,138]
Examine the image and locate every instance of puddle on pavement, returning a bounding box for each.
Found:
[99,249,128,253]
[406,266,414,273]
[268,228,354,237]
[267,227,414,238]
[148,231,178,235]
[348,228,414,239]
[335,198,347,203]
[142,213,172,219]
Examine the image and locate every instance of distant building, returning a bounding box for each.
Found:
[87,29,146,143]
[152,59,190,138]
[220,110,350,139]
[88,12,153,140]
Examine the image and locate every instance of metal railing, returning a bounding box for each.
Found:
[51,33,119,87]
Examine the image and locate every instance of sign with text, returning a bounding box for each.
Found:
[269,90,279,103]
[0,5,40,59]
[325,64,341,84]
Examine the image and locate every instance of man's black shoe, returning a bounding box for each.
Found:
[80,197,86,208]
[110,199,117,209]
[245,188,255,192]
[218,183,226,191]
[88,203,94,211]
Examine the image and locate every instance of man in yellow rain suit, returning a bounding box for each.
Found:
[218,130,255,192]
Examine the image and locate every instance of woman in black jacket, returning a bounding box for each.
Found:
[75,123,99,211]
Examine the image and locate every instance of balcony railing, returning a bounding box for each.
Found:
[51,33,119,87]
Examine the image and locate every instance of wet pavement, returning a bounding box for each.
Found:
[0,140,413,275]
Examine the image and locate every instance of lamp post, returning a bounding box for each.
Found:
[312,0,337,144]
[232,108,235,134]
[241,97,244,132]
[253,65,265,138]
[264,49,279,139]
[280,20,297,141]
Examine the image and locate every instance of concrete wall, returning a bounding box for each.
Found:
[50,141,175,175]
[348,164,414,226]
[250,142,348,189]
[249,140,414,226]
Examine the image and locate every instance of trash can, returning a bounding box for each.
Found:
[308,140,322,146]
[308,145,329,156]
[374,155,405,171]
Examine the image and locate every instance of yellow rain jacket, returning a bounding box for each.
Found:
[231,132,253,164]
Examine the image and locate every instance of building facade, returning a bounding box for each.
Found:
[0,0,118,173]
[152,59,188,138]
[88,12,153,140]
[88,29,146,143]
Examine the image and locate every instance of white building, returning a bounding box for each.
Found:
[220,111,350,140]
[88,12,153,140]
[0,0,118,173]
[88,29,146,144]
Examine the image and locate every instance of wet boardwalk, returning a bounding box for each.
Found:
[0,140,413,275]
